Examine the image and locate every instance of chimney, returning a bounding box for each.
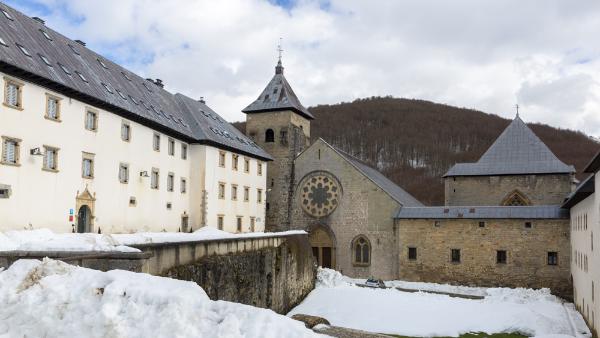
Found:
[32,17,45,24]
[198,96,206,104]
[154,79,164,88]
[74,39,86,46]
[145,78,154,82]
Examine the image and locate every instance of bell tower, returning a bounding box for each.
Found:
[242,57,313,231]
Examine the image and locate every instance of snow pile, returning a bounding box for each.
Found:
[0,258,321,338]
[0,228,307,252]
[0,229,139,252]
[289,269,591,338]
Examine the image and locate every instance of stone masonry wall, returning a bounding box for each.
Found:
[444,174,573,206]
[291,139,401,280]
[161,235,316,314]
[245,110,310,231]
[397,218,572,299]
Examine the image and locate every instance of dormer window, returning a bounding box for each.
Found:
[116,89,127,100]
[38,54,52,66]
[121,71,131,81]
[0,36,7,47]
[57,63,71,75]
[16,44,31,57]
[2,9,13,20]
[141,101,149,110]
[97,58,108,69]
[101,82,114,94]
[129,95,138,105]
[75,71,88,83]
[142,82,152,92]
[68,44,80,55]
[40,29,52,41]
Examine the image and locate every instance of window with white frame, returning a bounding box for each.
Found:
[244,186,250,202]
[167,172,174,192]
[85,109,98,131]
[219,151,226,167]
[180,178,187,193]
[181,144,188,160]
[119,163,129,183]
[257,162,263,176]
[257,189,263,203]
[236,216,243,233]
[217,215,224,230]
[168,138,175,156]
[1,137,20,165]
[4,78,22,108]
[232,154,239,170]
[121,122,131,141]
[45,94,61,121]
[153,133,160,151]
[151,168,159,189]
[244,158,250,173]
[218,182,225,199]
[82,152,94,178]
[43,146,59,171]
[231,184,238,201]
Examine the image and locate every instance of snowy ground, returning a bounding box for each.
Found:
[0,228,306,252]
[0,258,322,338]
[289,268,591,338]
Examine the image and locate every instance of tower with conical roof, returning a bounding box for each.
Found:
[443,115,575,206]
[243,58,313,231]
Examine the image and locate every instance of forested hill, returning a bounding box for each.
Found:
[233,97,599,206]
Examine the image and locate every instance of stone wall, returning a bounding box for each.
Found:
[245,110,311,231]
[160,234,316,314]
[291,139,401,280]
[397,218,572,299]
[444,174,573,206]
[0,251,151,272]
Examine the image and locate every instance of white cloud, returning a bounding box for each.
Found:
[9,0,600,137]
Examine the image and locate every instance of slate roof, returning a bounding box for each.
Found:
[320,139,423,206]
[0,3,271,161]
[444,116,574,177]
[584,149,600,174]
[395,205,568,219]
[242,60,314,120]
[562,174,595,209]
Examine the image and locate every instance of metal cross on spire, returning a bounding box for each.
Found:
[515,104,520,118]
[277,37,283,63]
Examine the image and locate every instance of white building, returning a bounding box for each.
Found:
[564,150,600,335]
[0,4,271,234]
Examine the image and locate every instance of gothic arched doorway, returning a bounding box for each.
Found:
[77,205,91,233]
[308,226,336,269]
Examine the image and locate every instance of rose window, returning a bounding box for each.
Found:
[300,172,341,218]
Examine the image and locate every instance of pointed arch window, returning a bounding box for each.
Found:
[265,129,275,143]
[502,190,530,206]
[352,235,371,266]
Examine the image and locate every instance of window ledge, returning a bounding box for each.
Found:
[1,161,20,167]
[85,128,98,133]
[3,103,23,111]
[44,116,62,123]
[352,263,370,267]
[42,167,59,173]
[82,175,94,179]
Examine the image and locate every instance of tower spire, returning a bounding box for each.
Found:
[275,38,284,74]
[515,104,520,119]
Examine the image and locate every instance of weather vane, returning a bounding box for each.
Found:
[515,104,519,118]
[277,37,283,63]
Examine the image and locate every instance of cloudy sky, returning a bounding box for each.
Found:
[6,0,600,137]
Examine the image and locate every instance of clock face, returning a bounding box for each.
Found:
[299,172,341,218]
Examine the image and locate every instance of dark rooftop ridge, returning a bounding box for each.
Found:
[31,16,44,24]
[74,39,86,46]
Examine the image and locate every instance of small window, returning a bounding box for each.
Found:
[153,133,160,151]
[258,162,263,176]
[257,189,263,203]
[244,186,250,202]
[237,217,243,233]
[547,252,558,266]
[218,183,226,199]
[85,109,98,131]
[97,58,108,69]
[232,154,239,170]
[75,71,88,83]
[57,63,71,75]
[478,221,485,228]
[451,249,461,263]
[116,89,127,100]
[280,129,288,145]
[231,185,238,201]
[525,222,532,229]
[38,53,52,66]
[265,129,275,143]
[118,163,129,183]
[244,158,250,173]
[68,43,80,55]
[250,217,256,232]
[82,153,94,179]
[42,146,59,171]
[40,29,52,41]
[168,138,175,156]
[2,9,13,20]
[129,197,137,206]
[217,215,224,230]
[151,168,159,189]
[408,247,417,260]
[0,36,7,47]
[16,44,31,57]
[180,178,187,194]
[121,122,131,141]
[353,236,371,265]
[101,82,113,94]
[181,144,188,160]
[45,94,61,121]
[496,250,507,264]
[129,95,138,105]
[219,151,226,167]
[434,221,441,227]
[121,71,132,81]
[1,137,20,165]
[167,173,174,192]
[4,79,22,108]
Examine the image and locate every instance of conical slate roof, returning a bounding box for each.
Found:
[444,116,575,177]
[242,61,314,120]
